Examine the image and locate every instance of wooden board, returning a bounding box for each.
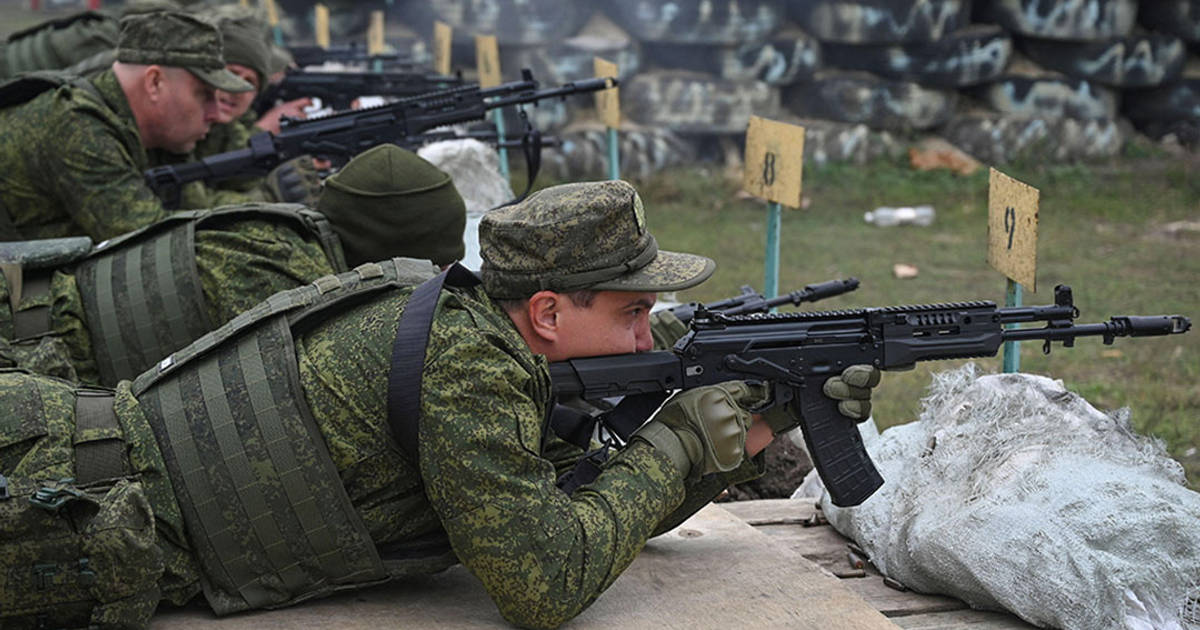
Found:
[742,116,806,209]
[313,4,329,49]
[151,503,899,630]
[594,57,621,129]
[367,11,386,56]
[433,21,452,76]
[987,168,1039,292]
[475,35,502,88]
[725,499,1039,629]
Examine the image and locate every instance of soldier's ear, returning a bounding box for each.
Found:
[143,65,166,101]
[526,290,562,343]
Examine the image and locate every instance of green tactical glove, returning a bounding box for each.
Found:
[632,381,757,479]
[823,364,881,421]
[756,365,882,434]
[264,156,323,206]
[649,309,689,350]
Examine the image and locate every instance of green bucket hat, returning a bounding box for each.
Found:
[116,10,253,93]
[317,144,467,268]
[480,180,715,299]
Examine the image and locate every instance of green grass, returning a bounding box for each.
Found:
[609,155,1199,484]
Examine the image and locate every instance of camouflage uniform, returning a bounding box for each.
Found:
[0,12,251,241]
[0,145,466,387]
[0,180,758,629]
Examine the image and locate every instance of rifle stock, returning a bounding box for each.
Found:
[550,285,1191,507]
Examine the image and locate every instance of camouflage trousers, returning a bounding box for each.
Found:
[0,371,202,629]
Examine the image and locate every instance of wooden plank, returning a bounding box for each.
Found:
[151,504,900,630]
[842,578,969,618]
[892,609,1040,629]
[720,497,819,525]
[987,168,1040,292]
[742,116,806,209]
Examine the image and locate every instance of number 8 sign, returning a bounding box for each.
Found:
[743,116,805,209]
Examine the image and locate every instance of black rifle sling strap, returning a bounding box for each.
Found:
[387,263,480,462]
[493,110,543,210]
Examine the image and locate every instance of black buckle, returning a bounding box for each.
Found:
[29,479,82,512]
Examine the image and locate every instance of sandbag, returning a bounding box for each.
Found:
[797,364,1200,630]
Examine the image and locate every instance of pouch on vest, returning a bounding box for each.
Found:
[129,258,437,615]
[76,203,347,386]
[0,476,163,630]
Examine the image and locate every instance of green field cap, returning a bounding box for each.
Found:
[116,10,253,93]
[481,180,715,299]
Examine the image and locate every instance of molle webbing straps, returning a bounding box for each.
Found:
[130,259,427,614]
[136,318,387,614]
[386,263,481,462]
[0,267,52,339]
[73,388,127,485]
[77,218,212,386]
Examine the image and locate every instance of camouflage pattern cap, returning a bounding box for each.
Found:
[116,11,253,93]
[480,180,715,299]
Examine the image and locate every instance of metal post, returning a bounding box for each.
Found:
[764,202,782,301]
[273,25,285,47]
[607,127,620,180]
[492,109,510,182]
[1003,279,1023,373]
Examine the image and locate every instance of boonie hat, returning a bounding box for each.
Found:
[116,10,253,93]
[480,180,715,299]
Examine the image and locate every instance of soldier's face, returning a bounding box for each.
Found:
[160,69,220,153]
[216,63,260,123]
[554,290,656,359]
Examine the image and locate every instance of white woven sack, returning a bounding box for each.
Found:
[795,363,1200,630]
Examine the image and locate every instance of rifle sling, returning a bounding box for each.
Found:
[386,263,480,463]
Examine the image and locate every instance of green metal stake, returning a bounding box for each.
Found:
[764,202,782,301]
[272,25,284,47]
[607,127,620,180]
[1003,279,1023,373]
[492,109,510,182]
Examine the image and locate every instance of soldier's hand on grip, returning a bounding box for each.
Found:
[632,381,756,479]
[823,364,881,421]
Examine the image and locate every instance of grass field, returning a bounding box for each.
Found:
[583,153,1199,484]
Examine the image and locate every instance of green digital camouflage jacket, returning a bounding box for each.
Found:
[0,216,334,385]
[0,69,173,241]
[294,283,763,628]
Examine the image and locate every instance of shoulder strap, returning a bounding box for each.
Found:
[386,263,480,462]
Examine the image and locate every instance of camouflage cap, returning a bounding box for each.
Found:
[480,180,715,299]
[116,11,253,93]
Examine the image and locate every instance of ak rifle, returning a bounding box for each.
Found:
[145,69,615,201]
[288,43,415,68]
[550,285,1191,507]
[256,68,463,114]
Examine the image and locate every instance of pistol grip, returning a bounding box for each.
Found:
[793,376,884,507]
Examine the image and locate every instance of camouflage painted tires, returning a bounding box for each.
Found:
[1138,0,1200,44]
[941,111,1125,162]
[791,0,972,44]
[974,0,1137,41]
[641,29,820,86]
[603,0,784,45]
[394,0,588,46]
[969,73,1120,120]
[782,71,957,131]
[821,24,1012,88]
[623,71,780,134]
[1018,33,1186,88]
[1124,74,1200,130]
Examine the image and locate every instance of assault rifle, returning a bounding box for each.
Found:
[399,128,561,151]
[145,69,615,202]
[288,43,415,68]
[667,278,860,324]
[256,68,463,114]
[550,285,1190,507]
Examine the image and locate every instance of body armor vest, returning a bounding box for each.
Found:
[130,257,439,614]
[72,202,346,386]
